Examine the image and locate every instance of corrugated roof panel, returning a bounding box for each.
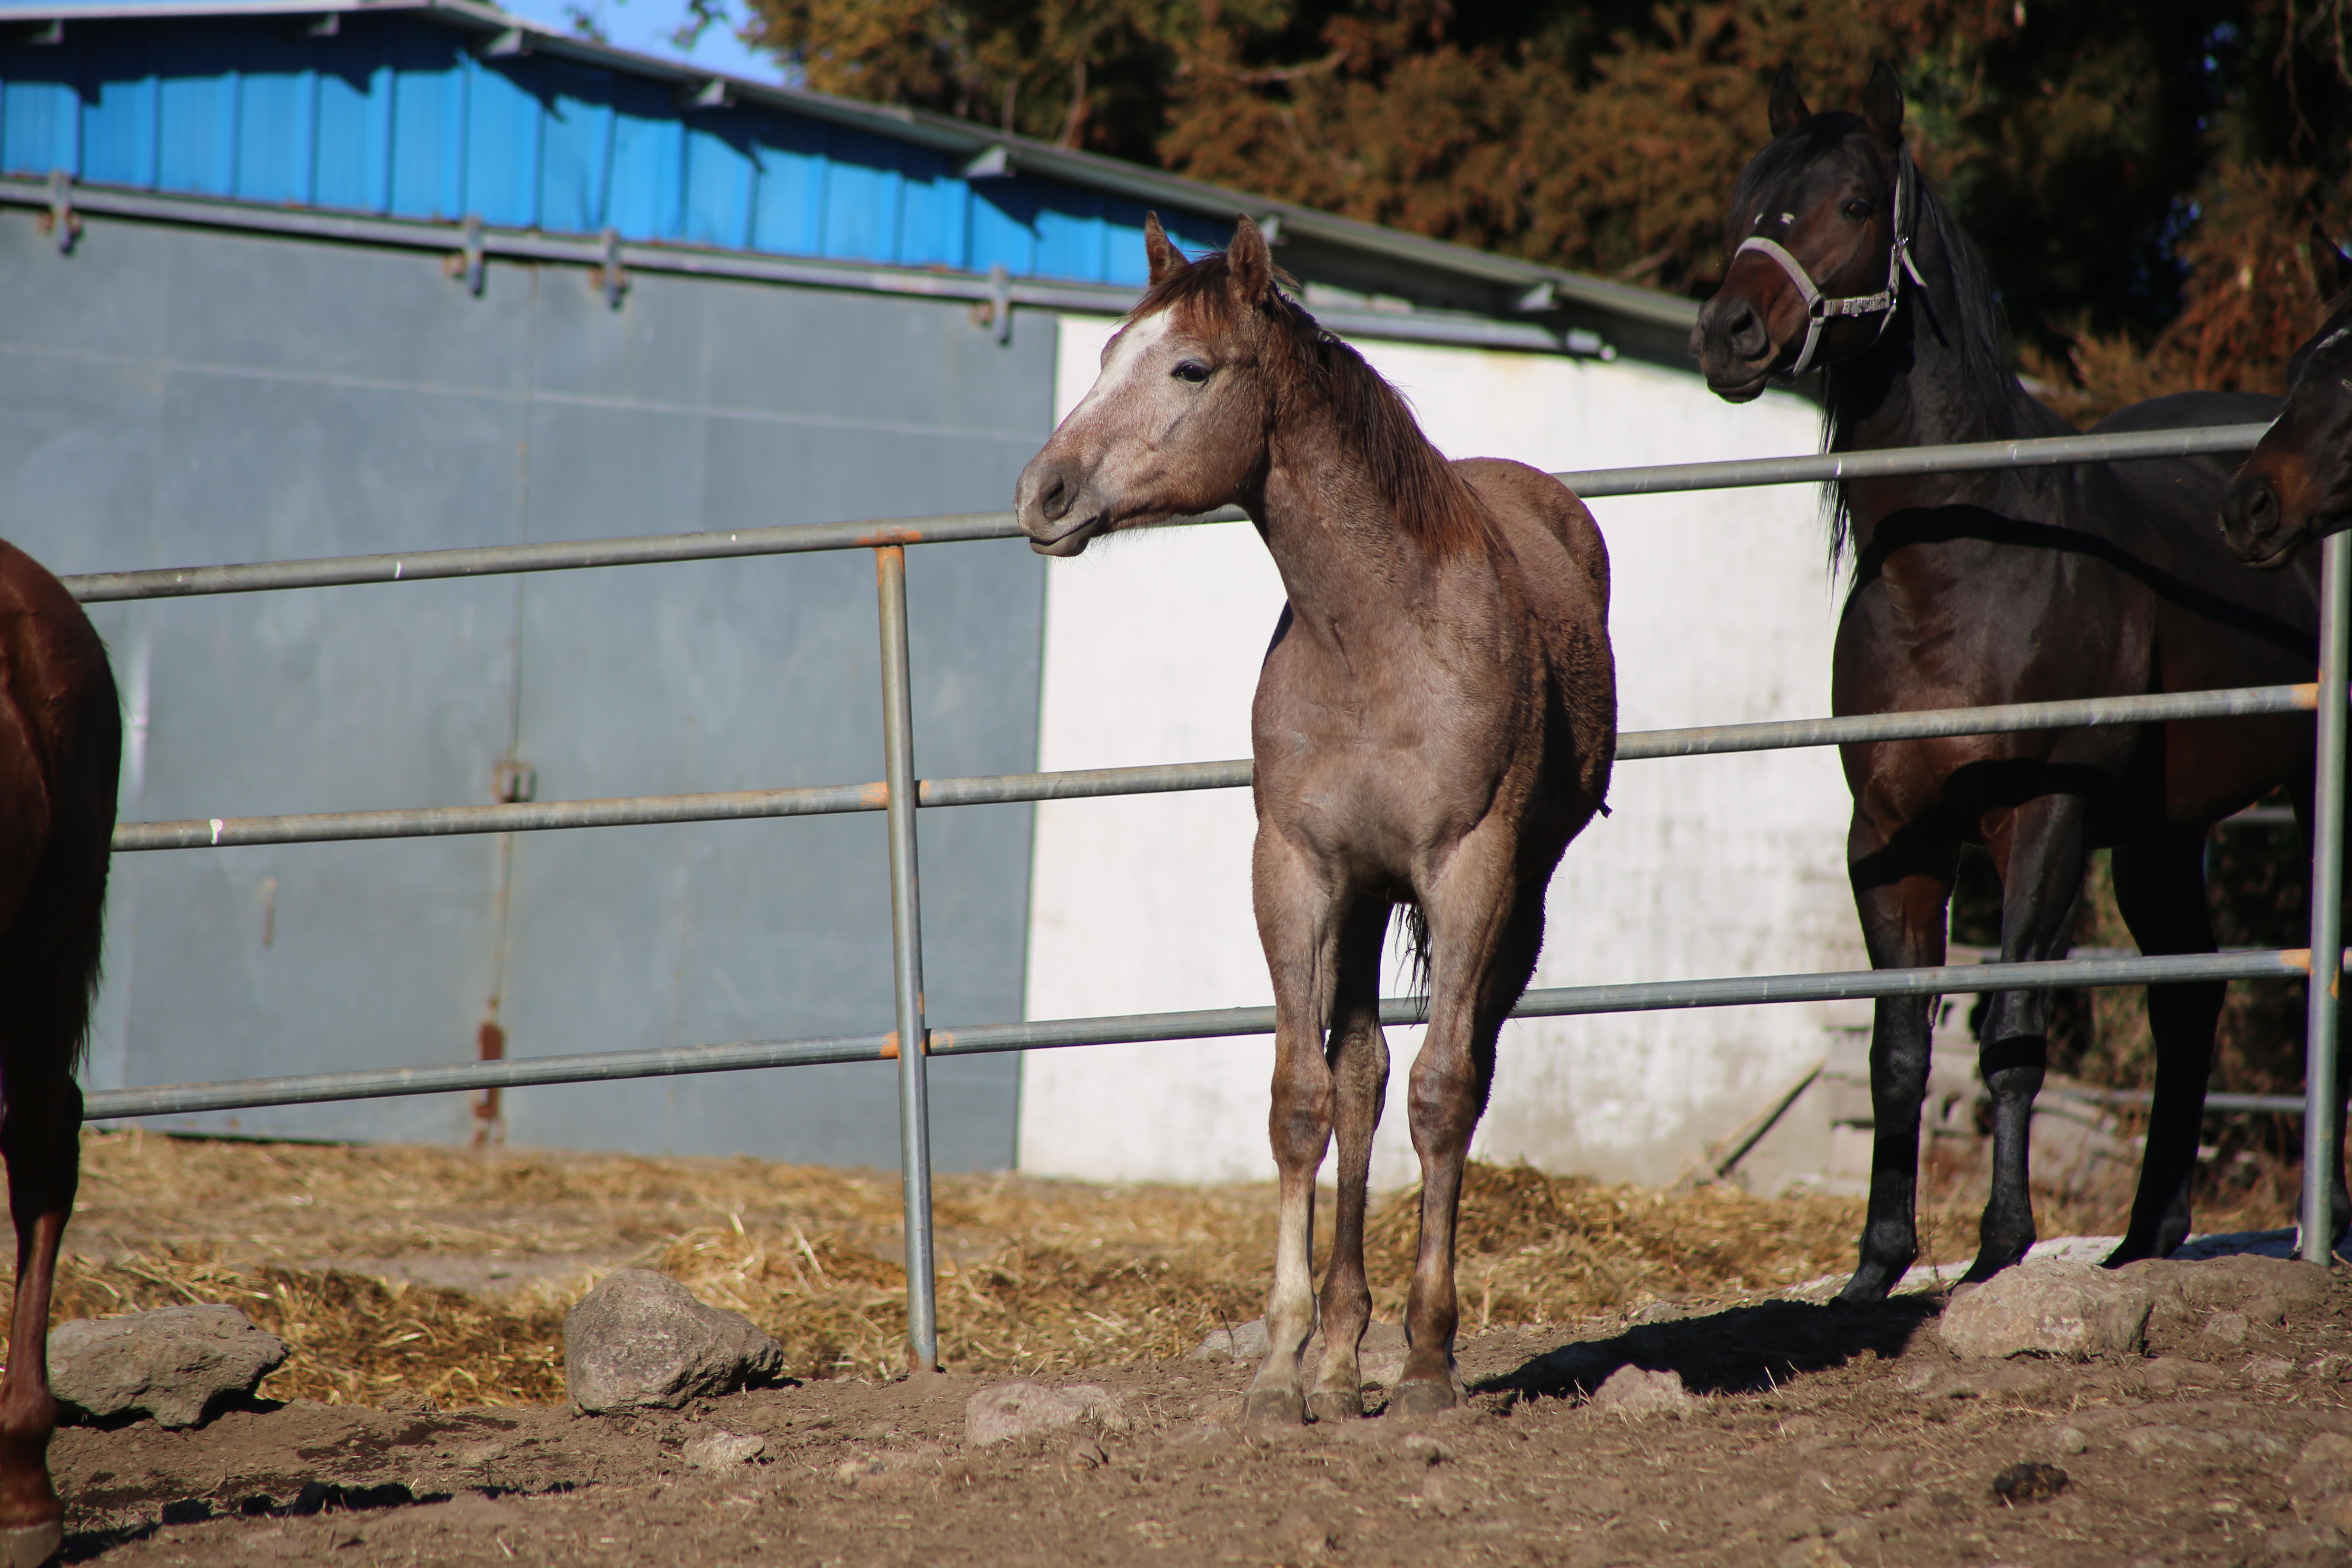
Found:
[1033,187,1101,283]
[680,112,755,251]
[463,53,541,228]
[386,20,463,220]
[969,180,1033,277]
[78,29,156,189]
[895,142,961,270]
[820,125,900,264]
[312,26,393,212]
[154,24,233,196]
[1,43,77,176]
[747,109,822,255]
[605,71,681,240]
[234,30,314,203]
[539,59,612,235]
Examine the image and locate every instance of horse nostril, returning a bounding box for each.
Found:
[1723,299,1767,361]
[1038,470,1073,523]
[2236,477,2278,538]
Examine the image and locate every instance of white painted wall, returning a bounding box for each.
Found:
[1016,312,1867,1192]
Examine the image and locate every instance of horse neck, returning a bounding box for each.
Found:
[1252,404,1430,637]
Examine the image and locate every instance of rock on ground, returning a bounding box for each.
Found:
[680,1430,767,1470]
[49,1304,288,1430]
[1938,1262,2153,1360]
[965,1382,1129,1446]
[563,1269,784,1414]
[1589,1364,1695,1416]
[2120,1252,2332,1330]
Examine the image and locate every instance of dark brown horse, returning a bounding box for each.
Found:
[0,542,118,1567]
[1015,217,1615,1420]
[2224,228,2352,566]
[1691,62,2331,1301]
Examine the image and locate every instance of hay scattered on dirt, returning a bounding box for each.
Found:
[3,1128,2296,1408]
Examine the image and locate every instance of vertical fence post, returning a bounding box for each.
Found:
[2305,531,2350,1267]
[874,545,939,1368]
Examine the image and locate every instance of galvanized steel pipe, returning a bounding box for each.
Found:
[2307,533,2351,1265]
[80,947,2315,1122]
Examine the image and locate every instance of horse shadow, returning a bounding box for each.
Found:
[1477,1295,1940,1402]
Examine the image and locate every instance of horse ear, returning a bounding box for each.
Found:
[1227,216,1274,303]
[1767,64,1809,137]
[1143,212,1185,287]
[2312,223,2352,303]
[1862,59,1905,148]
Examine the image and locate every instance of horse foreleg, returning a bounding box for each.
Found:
[1968,792,2090,1283]
[1308,906,1390,1424]
[1394,855,1535,1417]
[0,1070,77,1568]
[1838,813,1957,1305]
[2107,834,2222,1266]
[1243,835,1340,1429]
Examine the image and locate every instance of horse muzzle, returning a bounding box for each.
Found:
[1014,454,1108,557]
[1689,294,1780,403]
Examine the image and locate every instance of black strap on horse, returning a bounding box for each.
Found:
[1735,152,1926,380]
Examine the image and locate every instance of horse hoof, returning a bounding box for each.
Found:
[1306,1388,1363,1424]
[1386,1380,1458,1419]
[0,1520,62,1568]
[1242,1387,1307,1428]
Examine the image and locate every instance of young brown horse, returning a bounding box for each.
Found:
[1016,217,1614,1420]
[2225,229,2352,566]
[0,541,118,1567]
[1692,63,2330,1301]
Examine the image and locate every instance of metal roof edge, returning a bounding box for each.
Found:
[0,0,1700,333]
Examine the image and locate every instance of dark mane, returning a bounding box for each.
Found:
[1130,252,1491,559]
[1737,118,2063,563]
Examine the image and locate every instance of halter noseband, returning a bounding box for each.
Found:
[1732,154,1925,380]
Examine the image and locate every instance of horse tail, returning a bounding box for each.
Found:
[1391,902,1433,1023]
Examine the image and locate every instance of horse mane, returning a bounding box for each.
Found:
[1129,252,1490,559]
[1737,116,2063,563]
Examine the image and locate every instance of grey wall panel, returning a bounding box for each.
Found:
[0,209,1058,1165]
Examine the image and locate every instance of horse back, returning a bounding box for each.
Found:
[1449,457,1609,615]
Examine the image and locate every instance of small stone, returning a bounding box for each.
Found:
[680,1430,767,1470]
[1189,1320,1270,1361]
[1401,1434,1454,1465]
[1990,1462,2069,1504]
[2245,1356,2296,1383]
[2203,1311,2251,1346]
[964,1381,1129,1446]
[1936,1263,2152,1360]
[563,1269,784,1414]
[2051,1425,2088,1455]
[50,1305,290,1430]
[2287,1432,2352,1519]
[1588,1364,1694,1416]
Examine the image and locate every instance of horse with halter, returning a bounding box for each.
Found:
[1015,216,1615,1420]
[2224,228,2352,568]
[0,541,118,1567]
[1690,61,2334,1301]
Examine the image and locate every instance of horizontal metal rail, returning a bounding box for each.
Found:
[60,424,2270,604]
[81,947,2313,1121]
[112,685,2318,852]
[2049,1085,2311,1116]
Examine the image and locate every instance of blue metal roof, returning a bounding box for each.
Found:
[0,5,1240,285]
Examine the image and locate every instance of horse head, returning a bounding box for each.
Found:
[2223,227,2352,569]
[1691,60,1915,401]
[1015,215,1282,557]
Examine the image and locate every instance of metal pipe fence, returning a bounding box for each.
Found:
[69,415,2347,1363]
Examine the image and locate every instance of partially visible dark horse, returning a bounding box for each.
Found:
[1691,62,2333,1301]
[2225,228,2352,566]
[0,543,118,1568]
[1015,217,1615,1420]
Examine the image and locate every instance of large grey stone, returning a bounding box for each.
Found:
[1938,1263,2153,1360]
[1589,1365,1695,1416]
[563,1269,784,1414]
[965,1381,1129,1446]
[49,1305,288,1429]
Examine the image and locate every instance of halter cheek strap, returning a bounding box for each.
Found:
[1733,156,1926,379]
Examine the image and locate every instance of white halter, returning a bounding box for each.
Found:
[1733,155,1927,379]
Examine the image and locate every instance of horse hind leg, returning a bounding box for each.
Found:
[1306,903,1391,1424]
[2105,834,2222,1266]
[1392,855,1541,1419]
[1966,792,2091,1285]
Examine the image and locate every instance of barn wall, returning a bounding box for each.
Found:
[1018,313,1861,1192]
[0,207,1055,1166]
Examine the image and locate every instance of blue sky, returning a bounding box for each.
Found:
[490,0,786,84]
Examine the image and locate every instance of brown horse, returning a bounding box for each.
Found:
[1015,217,1614,1420]
[2224,228,2352,566]
[1691,63,2328,1301]
[0,541,118,1567]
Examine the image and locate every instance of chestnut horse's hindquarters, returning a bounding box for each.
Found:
[0,540,121,1567]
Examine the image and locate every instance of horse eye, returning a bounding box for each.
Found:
[1172,361,1211,384]
[1843,199,1872,220]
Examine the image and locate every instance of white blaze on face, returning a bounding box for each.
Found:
[1057,309,1174,438]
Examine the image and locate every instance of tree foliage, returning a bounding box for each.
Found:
[739,0,2352,405]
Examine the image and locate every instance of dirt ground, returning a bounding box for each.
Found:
[32,1131,2349,1566]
